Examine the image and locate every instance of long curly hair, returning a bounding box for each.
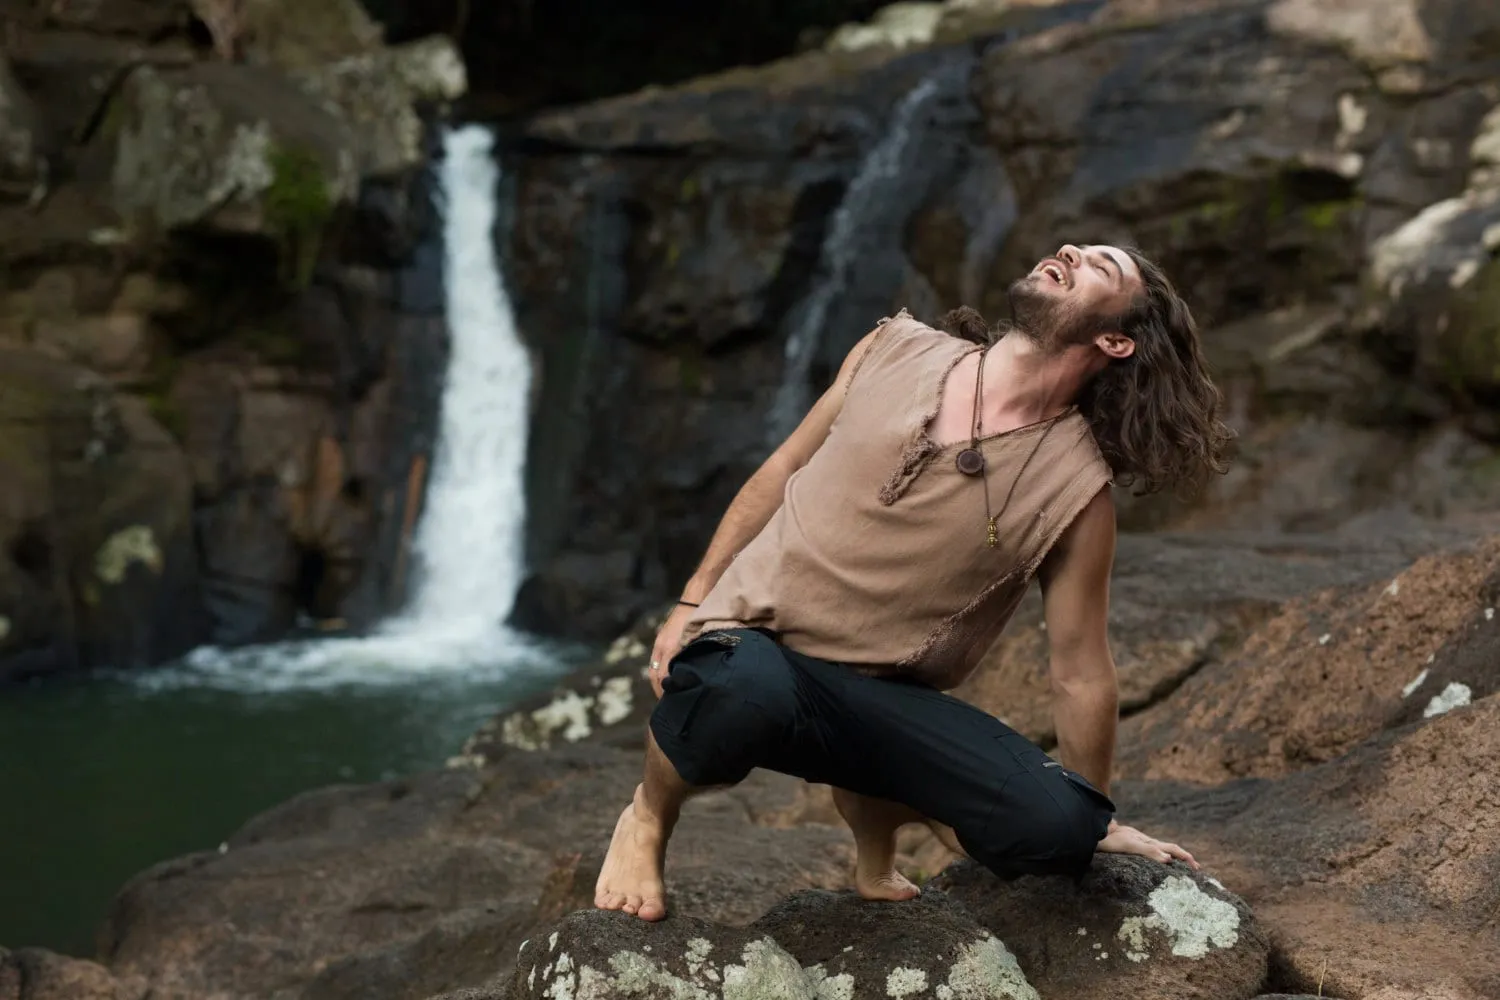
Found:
[939,248,1234,497]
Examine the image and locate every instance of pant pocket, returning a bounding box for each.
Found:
[1061,768,1116,812]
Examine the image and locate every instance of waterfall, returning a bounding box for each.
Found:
[397,125,531,631]
[767,77,943,445]
[159,126,550,691]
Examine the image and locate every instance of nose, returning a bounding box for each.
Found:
[1057,245,1083,268]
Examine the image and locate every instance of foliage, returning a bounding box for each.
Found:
[263,143,334,289]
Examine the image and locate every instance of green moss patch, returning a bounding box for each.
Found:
[1441,258,1500,399]
[264,143,334,289]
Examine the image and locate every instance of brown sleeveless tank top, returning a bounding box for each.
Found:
[686,310,1113,690]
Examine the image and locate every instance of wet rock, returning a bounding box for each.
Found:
[1115,534,1500,782]
[0,946,147,1000]
[931,856,1267,1000]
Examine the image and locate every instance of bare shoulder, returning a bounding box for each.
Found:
[1040,486,1116,582]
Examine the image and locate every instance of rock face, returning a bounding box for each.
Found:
[470,863,1267,1000]
[0,0,461,675]
[1115,534,1500,782]
[508,0,1500,639]
[0,946,146,1000]
[1125,691,1500,1000]
[0,345,198,679]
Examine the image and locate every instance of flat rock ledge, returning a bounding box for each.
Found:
[436,856,1267,1000]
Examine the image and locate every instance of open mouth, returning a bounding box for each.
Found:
[1040,261,1068,286]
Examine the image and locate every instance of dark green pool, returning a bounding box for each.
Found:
[0,633,587,957]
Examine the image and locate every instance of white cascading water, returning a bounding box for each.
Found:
[161,125,544,690]
[396,125,531,633]
[767,78,941,444]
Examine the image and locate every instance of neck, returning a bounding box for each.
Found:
[981,331,1097,426]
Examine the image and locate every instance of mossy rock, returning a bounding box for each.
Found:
[1438,257,1500,400]
[264,142,335,287]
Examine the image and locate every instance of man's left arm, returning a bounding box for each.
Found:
[1038,487,1198,867]
[1037,487,1119,793]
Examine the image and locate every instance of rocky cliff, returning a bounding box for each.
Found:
[0,0,464,679]
[506,0,1500,640]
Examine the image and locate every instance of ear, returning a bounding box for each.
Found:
[1094,331,1135,360]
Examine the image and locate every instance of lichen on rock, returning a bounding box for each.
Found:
[95,525,164,585]
[1115,876,1241,962]
[105,64,357,236]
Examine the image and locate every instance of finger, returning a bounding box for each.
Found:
[1162,842,1199,869]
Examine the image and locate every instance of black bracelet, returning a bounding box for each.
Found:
[676,599,700,608]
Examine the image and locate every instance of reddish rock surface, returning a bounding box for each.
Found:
[1124,690,1500,1000]
[1116,535,1500,783]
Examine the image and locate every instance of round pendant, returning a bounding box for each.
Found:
[955,447,985,477]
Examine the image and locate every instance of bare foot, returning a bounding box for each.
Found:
[833,789,921,902]
[594,786,669,921]
[854,858,921,902]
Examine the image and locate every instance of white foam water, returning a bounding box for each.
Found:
[143,125,551,693]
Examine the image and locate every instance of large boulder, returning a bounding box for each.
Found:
[0,344,198,680]
[493,858,1266,1000]
[931,857,1268,1000]
[1362,107,1500,432]
[100,62,359,238]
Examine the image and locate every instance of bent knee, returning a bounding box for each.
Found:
[649,633,800,782]
[962,799,1105,877]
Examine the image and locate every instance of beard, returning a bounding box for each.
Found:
[1007,275,1105,351]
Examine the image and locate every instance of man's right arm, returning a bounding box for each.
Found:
[648,325,885,688]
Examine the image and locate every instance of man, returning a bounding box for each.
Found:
[596,244,1234,921]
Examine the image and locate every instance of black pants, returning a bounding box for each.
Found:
[650,628,1115,878]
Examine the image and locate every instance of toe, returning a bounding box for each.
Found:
[638,896,668,921]
[595,890,623,910]
[622,895,642,916]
